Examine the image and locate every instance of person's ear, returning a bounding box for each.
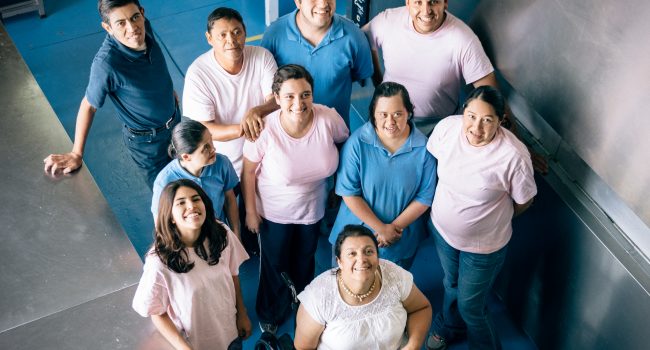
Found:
[181,153,192,162]
[101,21,112,35]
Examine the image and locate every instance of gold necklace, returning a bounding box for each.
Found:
[338,271,376,303]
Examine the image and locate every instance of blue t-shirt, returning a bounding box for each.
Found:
[151,155,239,223]
[330,121,437,261]
[85,20,175,130]
[261,10,373,126]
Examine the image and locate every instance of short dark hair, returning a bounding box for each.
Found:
[168,120,209,159]
[207,7,246,32]
[154,179,228,273]
[333,225,379,259]
[368,81,415,128]
[462,85,506,121]
[98,0,141,23]
[272,64,314,95]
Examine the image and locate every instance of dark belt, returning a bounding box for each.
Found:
[125,115,176,136]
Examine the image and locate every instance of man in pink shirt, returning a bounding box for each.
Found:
[363,0,497,136]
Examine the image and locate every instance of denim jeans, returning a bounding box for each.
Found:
[431,226,507,350]
[121,118,178,189]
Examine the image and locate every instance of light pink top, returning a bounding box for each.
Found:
[427,116,537,253]
[132,227,249,350]
[183,46,277,176]
[243,104,349,224]
[364,7,493,118]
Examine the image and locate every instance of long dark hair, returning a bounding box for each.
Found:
[154,179,228,273]
[168,119,208,159]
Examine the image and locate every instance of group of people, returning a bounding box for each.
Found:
[43,0,539,349]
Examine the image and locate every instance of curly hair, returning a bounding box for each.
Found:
[153,179,228,273]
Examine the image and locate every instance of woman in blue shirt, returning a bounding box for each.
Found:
[152,120,240,238]
[330,82,436,269]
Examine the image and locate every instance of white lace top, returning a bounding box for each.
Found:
[297,259,413,350]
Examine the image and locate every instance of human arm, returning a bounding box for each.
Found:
[198,120,242,142]
[241,158,262,233]
[400,285,432,350]
[43,97,96,175]
[392,202,430,231]
[342,195,402,247]
[294,304,325,350]
[151,313,193,350]
[369,49,383,87]
[513,197,534,218]
[232,275,252,339]
[241,95,279,142]
[224,189,240,240]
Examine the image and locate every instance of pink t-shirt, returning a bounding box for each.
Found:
[364,7,494,118]
[132,227,249,350]
[243,104,349,224]
[427,116,537,253]
[183,46,277,176]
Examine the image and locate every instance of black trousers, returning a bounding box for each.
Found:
[255,218,320,325]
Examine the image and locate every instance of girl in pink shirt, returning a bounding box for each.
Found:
[132,179,250,350]
[242,64,349,332]
[425,86,536,350]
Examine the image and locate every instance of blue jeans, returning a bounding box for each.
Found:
[121,115,179,188]
[431,227,507,350]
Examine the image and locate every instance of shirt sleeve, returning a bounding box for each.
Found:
[260,49,278,97]
[362,10,386,51]
[224,228,249,276]
[84,59,111,109]
[182,64,218,122]
[132,255,170,317]
[351,26,374,82]
[242,133,267,163]
[151,175,165,220]
[336,137,362,197]
[459,33,495,85]
[509,156,537,204]
[413,151,437,205]
[296,278,327,325]
[388,261,414,302]
[328,108,350,144]
[221,156,240,191]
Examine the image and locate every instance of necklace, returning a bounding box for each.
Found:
[338,271,376,303]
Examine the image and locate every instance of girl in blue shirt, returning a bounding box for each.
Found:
[152,120,240,238]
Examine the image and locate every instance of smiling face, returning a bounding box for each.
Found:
[295,0,335,32]
[206,17,246,65]
[406,0,448,34]
[171,186,206,246]
[336,236,379,283]
[463,98,501,147]
[373,95,411,141]
[101,3,146,50]
[275,78,314,121]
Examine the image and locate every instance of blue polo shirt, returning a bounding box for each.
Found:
[261,9,373,126]
[151,155,239,223]
[330,121,437,261]
[86,20,175,130]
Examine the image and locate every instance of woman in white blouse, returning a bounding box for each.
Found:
[294,225,431,350]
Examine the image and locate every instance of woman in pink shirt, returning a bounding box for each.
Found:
[132,179,251,350]
[425,86,537,350]
[242,64,349,333]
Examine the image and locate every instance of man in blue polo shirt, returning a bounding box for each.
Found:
[260,0,373,129]
[43,0,178,188]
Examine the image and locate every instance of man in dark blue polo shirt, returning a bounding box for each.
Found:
[44,0,178,188]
